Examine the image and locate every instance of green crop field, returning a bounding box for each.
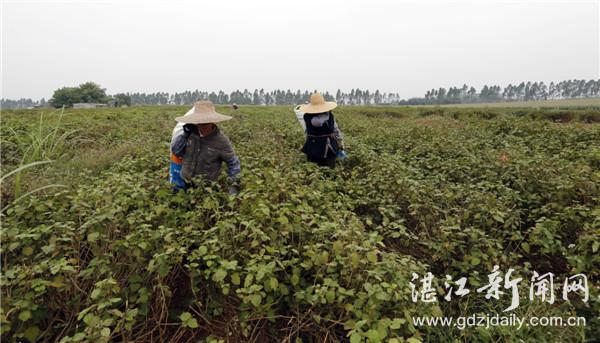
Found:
[1,105,599,342]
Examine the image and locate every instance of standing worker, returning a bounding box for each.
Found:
[169,101,241,194]
[297,93,346,168]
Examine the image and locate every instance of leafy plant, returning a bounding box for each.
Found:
[1,105,598,342]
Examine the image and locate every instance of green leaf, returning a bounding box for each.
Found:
[72,332,86,341]
[100,327,111,337]
[249,294,262,307]
[18,310,32,322]
[187,318,199,328]
[212,269,227,282]
[87,232,99,243]
[231,273,241,285]
[23,326,40,342]
[365,329,380,342]
[269,277,279,290]
[350,332,362,343]
[90,289,101,299]
[470,256,480,266]
[351,253,360,268]
[326,290,336,303]
[366,251,378,263]
[390,318,405,329]
[83,313,100,327]
[244,274,254,288]
[492,212,505,223]
[333,241,343,254]
[179,312,192,321]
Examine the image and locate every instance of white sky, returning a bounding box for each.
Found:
[1,0,599,99]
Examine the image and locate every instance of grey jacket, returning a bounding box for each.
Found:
[180,127,241,183]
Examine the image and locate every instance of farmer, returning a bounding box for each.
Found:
[298,93,346,168]
[169,101,241,194]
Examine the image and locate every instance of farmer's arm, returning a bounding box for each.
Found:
[294,105,306,131]
[171,133,187,156]
[171,124,192,157]
[218,136,241,181]
[224,155,241,181]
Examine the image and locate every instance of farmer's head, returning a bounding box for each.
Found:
[197,123,216,136]
[174,101,233,131]
[299,93,337,114]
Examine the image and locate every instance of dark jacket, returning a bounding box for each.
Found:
[180,126,241,183]
[301,112,339,160]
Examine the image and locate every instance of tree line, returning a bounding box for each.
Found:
[1,79,598,109]
[421,80,600,105]
[110,80,600,106]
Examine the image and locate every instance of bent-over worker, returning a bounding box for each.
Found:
[298,93,346,168]
[169,101,241,194]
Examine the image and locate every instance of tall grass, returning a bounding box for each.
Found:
[2,107,74,210]
[0,160,65,213]
[12,107,79,162]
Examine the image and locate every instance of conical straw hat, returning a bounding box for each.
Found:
[175,101,232,124]
[299,93,337,114]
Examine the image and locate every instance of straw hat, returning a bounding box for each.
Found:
[175,101,232,124]
[299,93,337,114]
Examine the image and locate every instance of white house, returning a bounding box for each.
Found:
[73,103,107,109]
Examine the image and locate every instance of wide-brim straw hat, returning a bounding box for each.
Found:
[175,101,232,124]
[299,93,337,114]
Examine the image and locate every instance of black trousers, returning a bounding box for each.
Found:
[307,155,336,168]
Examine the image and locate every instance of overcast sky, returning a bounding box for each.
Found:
[1,0,599,100]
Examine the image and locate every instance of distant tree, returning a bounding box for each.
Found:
[50,82,107,108]
[265,92,273,105]
[374,90,382,104]
[437,88,447,103]
[79,82,108,103]
[113,93,132,106]
[252,89,261,105]
[335,89,343,104]
[324,91,335,102]
[49,87,81,108]
[460,84,469,101]
[218,91,229,104]
[539,82,548,100]
[468,87,477,100]
[208,91,218,104]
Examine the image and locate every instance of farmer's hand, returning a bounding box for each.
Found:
[337,150,347,159]
[183,124,195,136]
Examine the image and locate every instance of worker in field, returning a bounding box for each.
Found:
[169,101,241,194]
[296,93,346,168]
